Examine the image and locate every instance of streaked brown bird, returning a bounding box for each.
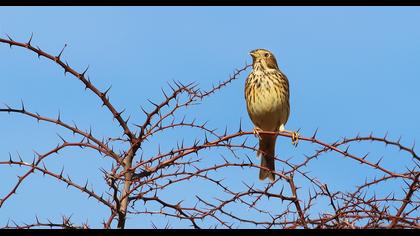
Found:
[245,49,297,181]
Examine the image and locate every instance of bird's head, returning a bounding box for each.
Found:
[249,49,279,70]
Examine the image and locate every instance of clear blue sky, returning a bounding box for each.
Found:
[0,7,419,228]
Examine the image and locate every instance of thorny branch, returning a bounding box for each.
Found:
[0,35,418,229]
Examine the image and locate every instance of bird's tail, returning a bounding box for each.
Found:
[258,134,276,181]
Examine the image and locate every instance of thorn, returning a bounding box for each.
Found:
[161,88,168,99]
[116,108,125,118]
[280,186,285,196]
[57,110,61,122]
[311,128,319,139]
[56,134,67,145]
[17,152,23,162]
[173,80,181,88]
[3,103,11,110]
[344,145,350,154]
[56,44,67,60]
[42,162,47,173]
[8,152,13,163]
[362,152,369,160]
[375,156,384,166]
[201,120,208,128]
[167,82,175,92]
[71,120,78,133]
[6,33,13,43]
[27,32,34,46]
[81,65,89,77]
[103,85,112,96]
[59,166,64,178]
[61,61,71,77]
[147,99,159,107]
[241,136,248,146]
[245,155,253,164]
[193,138,200,148]
[6,34,13,48]
[36,46,42,58]
[34,112,41,123]
[11,219,18,227]
[86,76,92,87]
[238,118,242,133]
[33,150,42,158]
[397,135,402,145]
[20,99,25,112]
[125,115,131,124]
[204,133,208,144]
[140,106,148,115]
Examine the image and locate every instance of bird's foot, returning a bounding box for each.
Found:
[279,127,300,147]
[291,131,299,147]
[253,127,263,140]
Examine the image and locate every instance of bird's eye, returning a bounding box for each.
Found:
[264,53,270,57]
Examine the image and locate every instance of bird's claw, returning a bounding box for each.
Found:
[253,127,263,140]
[291,131,299,147]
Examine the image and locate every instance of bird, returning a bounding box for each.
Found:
[244,48,298,181]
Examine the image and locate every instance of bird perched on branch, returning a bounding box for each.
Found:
[245,49,298,181]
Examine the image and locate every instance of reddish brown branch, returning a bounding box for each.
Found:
[0,106,121,164]
[389,172,419,228]
[0,37,134,141]
[1,35,418,229]
[0,143,114,209]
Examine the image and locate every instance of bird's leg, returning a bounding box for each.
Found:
[291,131,299,147]
[253,127,263,140]
[279,125,299,147]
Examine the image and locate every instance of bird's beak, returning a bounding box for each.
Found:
[249,52,257,58]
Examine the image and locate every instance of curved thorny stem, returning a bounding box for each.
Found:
[0,35,418,229]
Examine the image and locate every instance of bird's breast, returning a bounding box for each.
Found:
[245,71,289,130]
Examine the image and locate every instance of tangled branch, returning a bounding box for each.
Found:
[0,35,418,229]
